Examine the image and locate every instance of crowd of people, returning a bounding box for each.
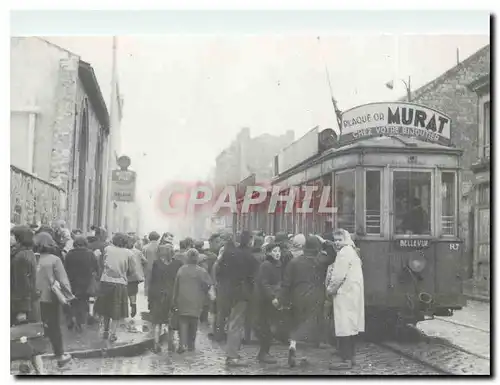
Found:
[10,220,365,373]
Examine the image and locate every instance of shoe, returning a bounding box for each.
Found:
[226,358,249,367]
[130,304,137,318]
[109,334,118,343]
[56,354,72,368]
[288,347,297,368]
[329,360,353,370]
[257,353,277,364]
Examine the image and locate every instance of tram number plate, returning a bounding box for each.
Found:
[449,243,460,251]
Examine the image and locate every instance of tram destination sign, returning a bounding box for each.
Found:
[340,102,452,146]
[395,239,431,250]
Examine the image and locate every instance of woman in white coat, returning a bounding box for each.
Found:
[325,229,364,370]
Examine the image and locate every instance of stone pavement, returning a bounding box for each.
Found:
[417,299,490,359]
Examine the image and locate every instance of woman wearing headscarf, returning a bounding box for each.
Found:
[253,242,285,364]
[34,232,72,368]
[149,244,183,353]
[275,235,332,368]
[11,226,45,374]
[326,229,364,370]
[94,233,138,342]
[64,236,98,331]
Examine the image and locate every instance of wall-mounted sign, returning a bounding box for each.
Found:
[395,238,431,250]
[111,169,136,202]
[277,127,319,175]
[340,102,452,146]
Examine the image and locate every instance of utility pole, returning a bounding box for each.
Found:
[317,36,342,134]
[105,36,118,234]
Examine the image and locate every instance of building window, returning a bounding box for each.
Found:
[480,101,490,159]
[477,183,490,206]
[365,170,381,234]
[10,111,37,174]
[335,170,355,234]
[477,207,490,267]
[393,171,431,235]
[441,172,456,236]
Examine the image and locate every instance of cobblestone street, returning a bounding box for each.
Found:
[35,323,441,375]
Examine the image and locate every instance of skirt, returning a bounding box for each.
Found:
[127,281,139,297]
[94,282,129,320]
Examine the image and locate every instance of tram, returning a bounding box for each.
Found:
[236,102,467,333]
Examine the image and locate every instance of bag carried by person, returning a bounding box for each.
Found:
[10,322,48,360]
[51,279,75,306]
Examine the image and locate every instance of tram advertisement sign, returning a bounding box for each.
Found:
[111,169,136,202]
[340,102,452,146]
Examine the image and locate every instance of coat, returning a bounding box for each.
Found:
[143,241,160,291]
[128,248,146,283]
[253,258,282,321]
[36,253,72,303]
[325,245,365,337]
[64,247,99,297]
[149,258,183,323]
[279,251,330,342]
[11,246,40,323]
[217,245,259,304]
[173,264,213,318]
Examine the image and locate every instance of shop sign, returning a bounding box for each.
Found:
[340,102,452,146]
[111,169,136,202]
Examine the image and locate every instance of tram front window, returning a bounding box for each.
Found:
[394,171,431,235]
[335,170,356,234]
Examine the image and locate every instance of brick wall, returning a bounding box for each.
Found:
[402,45,490,277]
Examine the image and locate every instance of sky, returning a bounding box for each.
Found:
[42,34,489,232]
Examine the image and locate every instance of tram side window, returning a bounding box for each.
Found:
[394,171,431,235]
[441,172,456,236]
[335,170,356,234]
[366,170,381,234]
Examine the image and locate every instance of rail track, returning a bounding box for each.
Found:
[433,317,489,334]
[370,324,490,375]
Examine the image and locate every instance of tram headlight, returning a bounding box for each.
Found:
[408,255,426,273]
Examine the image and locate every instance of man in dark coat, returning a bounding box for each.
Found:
[276,235,334,367]
[217,231,259,366]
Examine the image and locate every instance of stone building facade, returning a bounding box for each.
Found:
[399,44,490,290]
[468,74,491,297]
[10,37,109,231]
